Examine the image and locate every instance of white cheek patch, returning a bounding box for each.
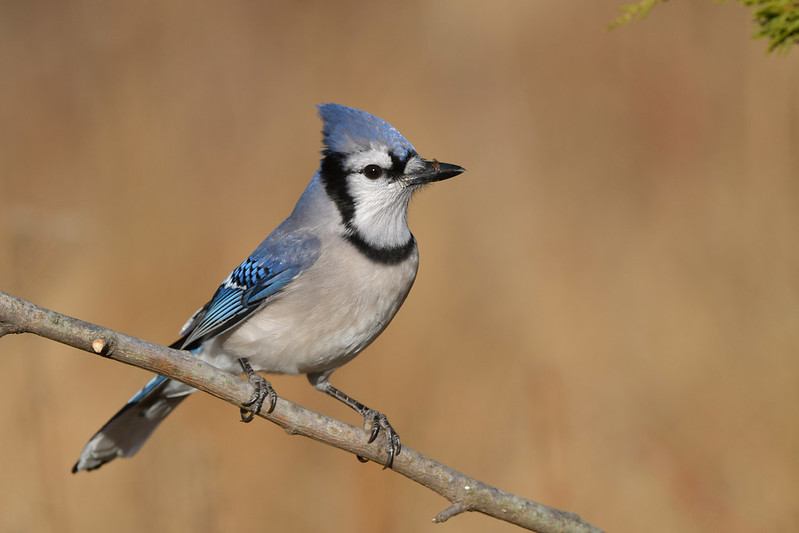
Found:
[344,149,393,173]
[346,168,413,248]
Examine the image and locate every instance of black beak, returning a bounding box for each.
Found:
[406,159,466,185]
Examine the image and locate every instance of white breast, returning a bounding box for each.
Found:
[199,236,419,376]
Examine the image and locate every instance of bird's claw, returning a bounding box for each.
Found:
[239,358,277,422]
[358,410,401,469]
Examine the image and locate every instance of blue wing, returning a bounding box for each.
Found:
[176,231,321,351]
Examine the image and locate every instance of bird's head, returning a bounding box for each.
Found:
[317,104,465,252]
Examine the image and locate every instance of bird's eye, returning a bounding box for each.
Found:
[362,164,384,179]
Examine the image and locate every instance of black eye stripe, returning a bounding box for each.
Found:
[349,150,417,181]
[389,151,412,178]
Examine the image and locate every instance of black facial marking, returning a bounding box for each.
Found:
[387,151,414,180]
[320,151,356,225]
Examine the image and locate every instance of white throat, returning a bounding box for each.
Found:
[348,186,413,248]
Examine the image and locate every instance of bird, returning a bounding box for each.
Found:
[72,103,465,473]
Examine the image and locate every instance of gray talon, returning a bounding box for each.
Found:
[364,409,400,469]
[239,358,276,422]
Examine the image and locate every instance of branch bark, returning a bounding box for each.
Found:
[0,289,604,533]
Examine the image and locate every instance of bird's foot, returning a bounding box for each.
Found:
[358,410,401,469]
[238,358,277,422]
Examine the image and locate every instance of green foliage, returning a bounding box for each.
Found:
[742,0,799,52]
[608,0,668,29]
[610,0,799,53]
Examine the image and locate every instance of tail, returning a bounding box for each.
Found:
[72,375,195,472]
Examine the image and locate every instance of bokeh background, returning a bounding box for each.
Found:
[1,2,798,532]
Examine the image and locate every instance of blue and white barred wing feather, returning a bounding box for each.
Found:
[176,262,298,349]
[177,232,321,351]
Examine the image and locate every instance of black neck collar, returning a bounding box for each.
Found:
[345,232,416,265]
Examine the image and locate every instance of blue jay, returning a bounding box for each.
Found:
[73,104,465,472]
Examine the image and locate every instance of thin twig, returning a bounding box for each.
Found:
[0,289,604,533]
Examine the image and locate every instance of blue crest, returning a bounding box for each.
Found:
[318,104,416,160]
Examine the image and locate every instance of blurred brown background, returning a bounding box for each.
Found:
[1,1,798,532]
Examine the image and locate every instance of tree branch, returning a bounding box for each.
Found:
[0,289,604,533]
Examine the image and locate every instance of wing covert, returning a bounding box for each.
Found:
[176,232,320,350]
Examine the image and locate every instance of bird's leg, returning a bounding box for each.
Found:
[307,372,401,469]
[238,358,277,422]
